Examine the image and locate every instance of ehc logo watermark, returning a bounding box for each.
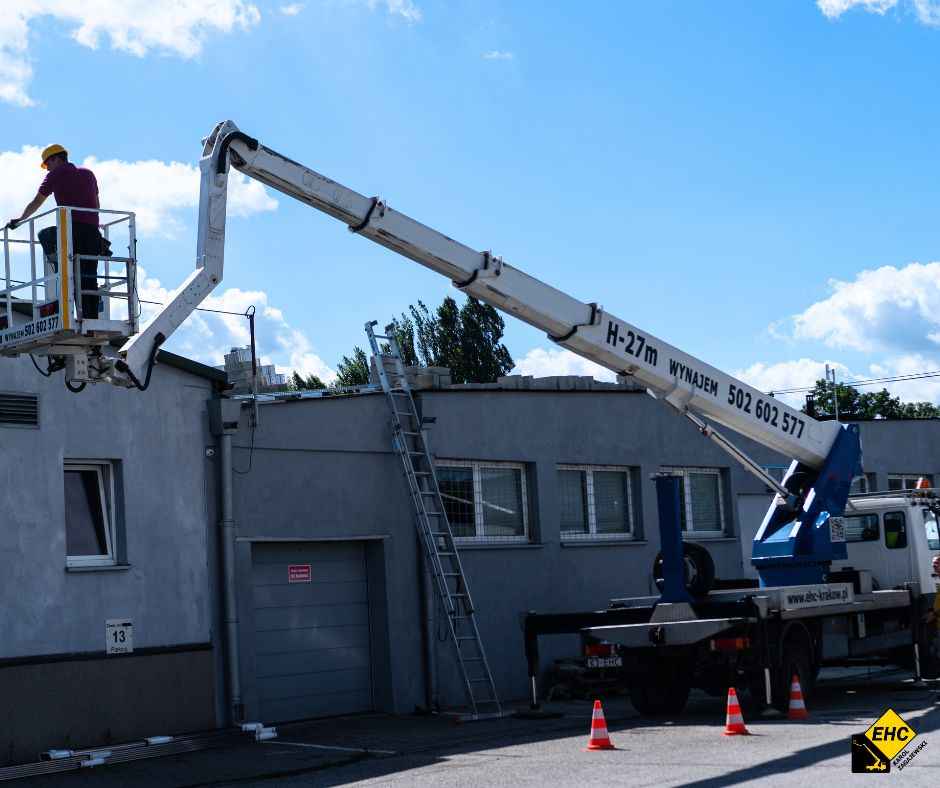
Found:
[851,708,927,774]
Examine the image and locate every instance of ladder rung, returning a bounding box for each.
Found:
[469,678,492,683]
[456,636,477,641]
[400,430,421,436]
[414,471,432,476]
[460,657,484,663]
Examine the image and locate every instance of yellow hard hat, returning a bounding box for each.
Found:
[40,144,67,169]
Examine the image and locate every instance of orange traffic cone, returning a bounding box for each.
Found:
[787,675,809,720]
[584,699,616,750]
[723,687,750,736]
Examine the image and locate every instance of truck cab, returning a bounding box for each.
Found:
[832,490,940,593]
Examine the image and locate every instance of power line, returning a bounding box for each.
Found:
[770,369,940,396]
[117,295,250,318]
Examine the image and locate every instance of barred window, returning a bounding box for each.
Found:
[888,474,933,491]
[559,465,635,540]
[661,467,726,535]
[436,460,528,542]
[438,465,475,538]
[850,474,876,495]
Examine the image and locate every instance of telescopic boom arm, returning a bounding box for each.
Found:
[122,121,839,468]
[120,121,860,586]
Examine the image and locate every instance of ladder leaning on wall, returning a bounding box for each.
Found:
[365,321,502,720]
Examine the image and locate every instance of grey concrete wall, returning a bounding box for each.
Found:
[0,648,215,765]
[0,355,218,760]
[229,389,940,714]
[229,393,425,719]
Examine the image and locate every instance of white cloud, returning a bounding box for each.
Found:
[482,50,514,60]
[137,266,336,383]
[867,354,940,402]
[0,1,261,107]
[817,0,940,25]
[279,3,305,15]
[0,146,277,237]
[734,358,853,406]
[511,347,616,382]
[785,262,940,354]
[372,0,423,23]
[817,0,897,18]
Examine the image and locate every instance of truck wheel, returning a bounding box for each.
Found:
[652,542,716,597]
[629,680,691,717]
[773,630,815,713]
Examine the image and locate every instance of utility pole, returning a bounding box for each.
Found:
[826,364,840,423]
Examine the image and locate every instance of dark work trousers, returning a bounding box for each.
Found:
[38,223,102,319]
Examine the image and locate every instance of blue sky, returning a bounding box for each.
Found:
[2,0,939,402]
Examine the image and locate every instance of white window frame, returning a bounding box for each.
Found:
[64,460,116,568]
[887,473,933,491]
[558,464,635,541]
[661,466,726,536]
[436,459,529,544]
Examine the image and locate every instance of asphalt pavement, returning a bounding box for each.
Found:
[14,668,940,787]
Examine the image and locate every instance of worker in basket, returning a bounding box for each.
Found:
[4,144,110,319]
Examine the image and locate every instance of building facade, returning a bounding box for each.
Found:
[219,347,286,394]
[3,361,938,761]
[225,376,940,723]
[0,352,226,765]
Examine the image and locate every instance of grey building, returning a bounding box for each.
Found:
[219,347,286,394]
[0,352,227,765]
[224,375,940,723]
[3,359,938,763]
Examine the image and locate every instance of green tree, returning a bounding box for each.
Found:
[802,380,940,419]
[375,296,514,384]
[290,371,326,390]
[334,346,371,387]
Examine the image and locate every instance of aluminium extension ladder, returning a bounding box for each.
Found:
[365,321,502,719]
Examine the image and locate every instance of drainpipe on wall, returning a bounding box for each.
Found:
[420,545,439,712]
[210,399,244,724]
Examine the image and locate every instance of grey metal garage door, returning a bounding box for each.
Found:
[252,541,373,722]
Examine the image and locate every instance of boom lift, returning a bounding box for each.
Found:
[181,120,861,589]
[2,120,861,589]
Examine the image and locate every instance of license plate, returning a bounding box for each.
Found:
[586,655,622,669]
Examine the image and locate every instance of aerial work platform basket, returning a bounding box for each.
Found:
[1,206,139,364]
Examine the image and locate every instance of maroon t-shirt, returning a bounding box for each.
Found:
[38,162,99,226]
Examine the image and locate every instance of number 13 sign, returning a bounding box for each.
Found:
[106,619,134,655]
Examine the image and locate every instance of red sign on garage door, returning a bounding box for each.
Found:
[288,564,312,583]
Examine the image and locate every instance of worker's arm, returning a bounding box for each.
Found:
[5,191,47,229]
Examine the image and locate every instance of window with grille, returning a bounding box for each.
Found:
[64,460,118,568]
[661,467,726,535]
[558,465,635,540]
[850,474,876,495]
[436,460,528,542]
[887,474,933,491]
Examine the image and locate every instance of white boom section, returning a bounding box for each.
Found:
[129,121,840,468]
